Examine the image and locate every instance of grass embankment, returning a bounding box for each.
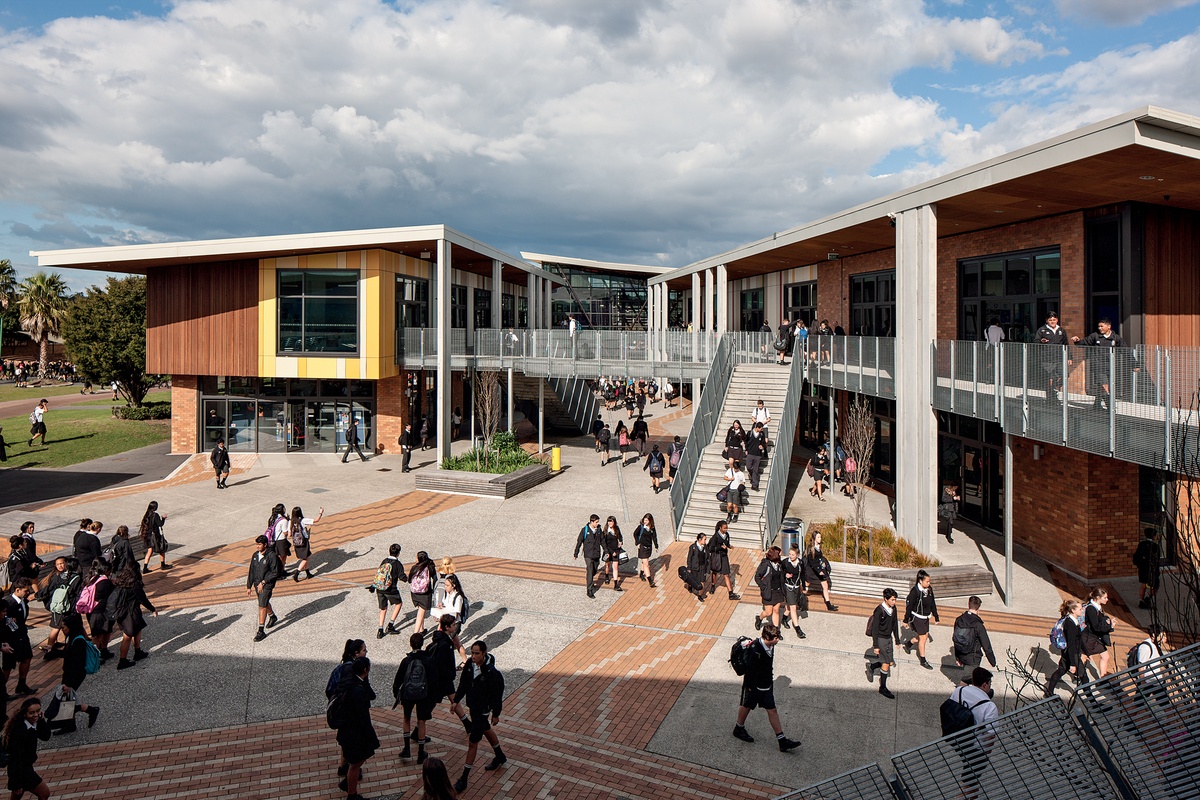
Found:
[0,405,170,469]
[0,382,90,404]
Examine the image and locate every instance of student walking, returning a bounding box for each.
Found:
[334,656,379,800]
[1082,588,1117,677]
[138,501,170,574]
[684,533,708,602]
[266,503,292,575]
[450,641,507,793]
[57,613,101,731]
[753,546,784,630]
[2,579,36,700]
[400,423,416,473]
[326,640,367,781]
[745,424,767,491]
[246,536,282,642]
[802,532,838,611]
[938,483,960,543]
[808,445,830,500]
[1133,528,1161,609]
[707,521,740,600]
[368,544,406,638]
[643,444,666,493]
[77,561,114,661]
[780,544,807,639]
[591,414,605,451]
[210,437,231,489]
[28,399,48,448]
[1035,311,1071,402]
[633,513,659,588]
[573,515,603,599]
[731,624,801,751]
[288,505,324,582]
[1044,599,1085,696]
[952,596,998,683]
[108,526,135,577]
[72,521,102,571]
[106,564,156,669]
[615,420,630,464]
[394,633,433,763]
[948,668,999,800]
[631,414,649,457]
[3,697,52,800]
[597,423,611,466]
[342,415,368,462]
[903,570,939,670]
[866,588,902,699]
[601,517,624,591]
[667,435,684,483]
[408,552,438,633]
[723,461,748,523]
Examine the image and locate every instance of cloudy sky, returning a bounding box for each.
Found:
[2,0,1200,289]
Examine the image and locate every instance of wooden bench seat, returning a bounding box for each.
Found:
[811,563,994,599]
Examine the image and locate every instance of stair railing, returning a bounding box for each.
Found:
[669,334,734,536]
[756,337,806,550]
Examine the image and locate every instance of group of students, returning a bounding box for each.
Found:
[367,548,472,641]
[574,513,660,594]
[325,618,506,799]
[246,503,325,640]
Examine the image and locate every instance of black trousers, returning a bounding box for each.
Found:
[402,448,412,471]
[746,455,763,490]
[343,442,366,462]
[584,557,600,593]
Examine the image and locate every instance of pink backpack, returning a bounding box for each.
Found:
[75,576,109,614]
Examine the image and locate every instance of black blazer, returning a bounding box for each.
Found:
[4,717,50,771]
[781,557,804,590]
[1061,616,1084,673]
[754,559,783,603]
[62,635,90,690]
[741,638,775,689]
[802,551,831,584]
[574,525,603,560]
[724,427,746,450]
[247,550,282,589]
[1084,603,1114,646]
[210,444,231,470]
[904,586,939,623]
[869,604,901,644]
[687,543,708,573]
[73,530,103,569]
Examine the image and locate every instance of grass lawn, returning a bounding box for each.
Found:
[74,388,172,408]
[0,381,88,404]
[0,405,170,470]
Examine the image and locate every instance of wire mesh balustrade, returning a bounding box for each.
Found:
[669,335,734,535]
[803,336,896,399]
[773,763,897,800]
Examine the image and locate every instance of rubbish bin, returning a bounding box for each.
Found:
[780,517,804,552]
[551,446,562,472]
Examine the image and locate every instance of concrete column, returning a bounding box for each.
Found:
[436,239,453,463]
[538,379,545,453]
[647,283,656,331]
[507,366,514,433]
[491,259,503,330]
[526,272,536,329]
[542,278,551,328]
[894,205,938,554]
[1004,433,1014,607]
[703,269,714,330]
[716,264,729,335]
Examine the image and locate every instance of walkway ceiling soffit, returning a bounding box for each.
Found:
[651,110,1200,286]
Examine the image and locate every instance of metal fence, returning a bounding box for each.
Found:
[758,337,806,550]
[471,328,714,381]
[933,340,1200,470]
[395,328,468,368]
[1072,639,1200,800]
[780,640,1200,800]
[802,335,896,399]
[669,335,733,535]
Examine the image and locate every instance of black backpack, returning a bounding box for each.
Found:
[326,683,349,730]
[952,615,976,654]
[729,636,753,676]
[940,690,988,737]
[400,654,429,703]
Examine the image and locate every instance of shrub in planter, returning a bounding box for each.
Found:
[112,402,172,420]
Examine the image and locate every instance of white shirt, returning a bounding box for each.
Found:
[569,318,577,335]
[752,406,770,424]
[433,591,463,620]
[724,468,746,491]
[951,684,999,727]
[985,325,1005,345]
[32,406,44,423]
[272,517,290,542]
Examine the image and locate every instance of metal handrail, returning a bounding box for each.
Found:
[669,335,734,535]
[756,336,805,550]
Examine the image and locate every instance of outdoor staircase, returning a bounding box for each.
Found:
[677,363,792,549]
[508,373,599,433]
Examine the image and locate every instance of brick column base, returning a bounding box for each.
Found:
[171,375,199,454]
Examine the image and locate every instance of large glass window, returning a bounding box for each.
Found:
[959,248,1060,342]
[1087,216,1122,334]
[740,288,764,331]
[474,288,492,329]
[201,379,374,454]
[451,285,468,329]
[395,276,430,329]
[278,270,358,354]
[502,293,515,328]
[784,280,816,327]
[849,271,895,337]
[518,296,528,328]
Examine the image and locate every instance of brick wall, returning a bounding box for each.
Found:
[815,249,895,326]
[1010,436,1140,580]
[377,374,405,453]
[171,375,199,454]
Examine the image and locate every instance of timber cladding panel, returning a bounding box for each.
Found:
[146,260,258,376]
[1142,204,1200,348]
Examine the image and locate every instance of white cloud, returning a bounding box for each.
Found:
[1054,0,1200,26]
[0,0,1161,271]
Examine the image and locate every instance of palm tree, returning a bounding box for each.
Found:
[0,259,15,309]
[17,271,68,377]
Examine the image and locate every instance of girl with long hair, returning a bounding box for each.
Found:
[602,516,624,590]
[268,504,291,576]
[408,552,438,634]
[106,563,157,670]
[1044,599,1085,696]
[138,501,170,573]
[288,506,323,582]
[421,756,458,799]
[3,697,51,800]
[80,560,115,661]
[633,513,658,588]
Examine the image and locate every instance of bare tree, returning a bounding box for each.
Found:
[1151,388,1200,647]
[475,370,502,470]
[842,395,876,527]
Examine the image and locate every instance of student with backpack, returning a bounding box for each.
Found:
[408,552,438,634]
[943,667,998,800]
[393,632,433,763]
[730,624,801,751]
[643,443,666,493]
[449,640,507,793]
[633,513,659,588]
[952,596,997,685]
[1130,624,1170,709]
[37,557,81,660]
[866,588,902,698]
[367,544,406,639]
[76,561,114,662]
[266,503,292,575]
[56,613,101,732]
[667,435,684,482]
[288,505,323,582]
[108,526,135,576]
[333,656,379,800]
[1044,599,1086,697]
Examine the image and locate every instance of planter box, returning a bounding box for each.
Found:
[414,464,550,499]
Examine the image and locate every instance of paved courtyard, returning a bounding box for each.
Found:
[0,400,1152,799]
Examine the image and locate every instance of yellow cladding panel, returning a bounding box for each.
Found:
[259,259,277,377]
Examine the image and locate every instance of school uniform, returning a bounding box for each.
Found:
[634,525,658,560]
[1044,615,1084,695]
[868,602,901,664]
[408,562,437,611]
[336,675,380,764]
[1082,601,1114,656]
[105,582,156,637]
[246,550,281,610]
[454,654,505,743]
[5,716,51,793]
[738,637,777,710]
[782,556,804,608]
[2,595,33,670]
[707,530,732,576]
[904,584,939,636]
[754,559,785,606]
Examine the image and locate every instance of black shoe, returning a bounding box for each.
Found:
[159,563,172,570]
[134,649,150,661]
[377,628,386,640]
[484,753,507,771]
[879,686,896,699]
[754,615,763,631]
[587,589,596,598]
[417,749,428,764]
[728,592,739,600]
[15,683,33,696]
[266,614,279,628]
[454,771,469,793]
[826,601,839,611]
[400,743,411,759]
[648,578,657,588]
[86,706,100,728]
[902,641,912,655]
[293,572,300,582]
[921,659,934,670]
[142,564,150,574]
[733,726,754,743]
[385,623,398,635]
[117,658,135,670]
[604,573,611,584]
[253,630,267,642]
[795,628,807,639]
[782,616,791,629]
[338,777,348,792]
[866,663,877,683]
[947,535,954,543]
[613,585,623,592]
[778,736,801,752]
[639,571,645,581]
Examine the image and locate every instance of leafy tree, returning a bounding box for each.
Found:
[16,270,68,376]
[61,276,155,407]
[0,259,17,354]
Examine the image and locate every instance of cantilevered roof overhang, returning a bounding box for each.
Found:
[650,106,1200,289]
[31,224,561,285]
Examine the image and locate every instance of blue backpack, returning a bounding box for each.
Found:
[1049,617,1068,651]
[76,636,101,675]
